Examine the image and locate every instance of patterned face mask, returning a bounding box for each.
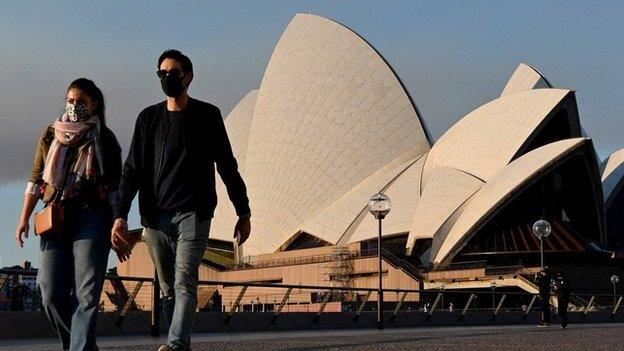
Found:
[63,102,91,122]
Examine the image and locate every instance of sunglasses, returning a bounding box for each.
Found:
[156,68,184,79]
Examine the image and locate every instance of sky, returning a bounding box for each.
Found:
[0,0,622,268]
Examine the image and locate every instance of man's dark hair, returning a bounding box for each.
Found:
[158,49,193,73]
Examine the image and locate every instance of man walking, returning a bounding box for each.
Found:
[111,49,251,351]
[555,271,571,329]
[535,269,552,327]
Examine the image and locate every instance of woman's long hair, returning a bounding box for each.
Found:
[67,78,106,126]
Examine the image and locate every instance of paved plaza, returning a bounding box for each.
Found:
[2,323,622,351]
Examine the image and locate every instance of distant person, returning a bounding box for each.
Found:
[15,78,122,351]
[110,49,251,351]
[211,290,222,312]
[9,282,24,311]
[535,269,552,327]
[554,271,571,329]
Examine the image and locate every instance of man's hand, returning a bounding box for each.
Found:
[111,218,131,262]
[233,217,251,245]
[115,248,131,263]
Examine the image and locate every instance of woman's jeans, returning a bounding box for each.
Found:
[142,211,210,351]
[37,201,111,351]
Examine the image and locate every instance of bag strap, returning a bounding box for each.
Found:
[43,186,63,207]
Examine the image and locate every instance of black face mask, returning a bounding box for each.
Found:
[161,73,187,97]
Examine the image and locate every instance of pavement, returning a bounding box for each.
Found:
[2,323,623,351]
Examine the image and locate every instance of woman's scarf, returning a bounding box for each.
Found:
[42,103,105,200]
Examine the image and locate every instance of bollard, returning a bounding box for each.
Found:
[150,272,161,337]
[226,286,248,323]
[459,294,476,322]
[116,281,143,326]
[353,291,372,322]
[492,294,507,319]
[271,287,293,324]
[390,292,408,322]
[522,295,537,320]
[582,296,595,319]
[314,289,334,323]
[611,296,622,319]
[426,292,443,321]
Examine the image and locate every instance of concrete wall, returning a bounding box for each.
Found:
[2,310,622,340]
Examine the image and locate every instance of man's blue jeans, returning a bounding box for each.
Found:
[37,201,111,351]
[143,211,210,351]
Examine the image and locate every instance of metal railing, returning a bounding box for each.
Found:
[1,268,623,337]
[226,248,397,271]
[226,250,365,270]
[0,268,158,335]
[223,249,532,277]
[380,248,425,281]
[484,265,533,277]
[444,260,488,270]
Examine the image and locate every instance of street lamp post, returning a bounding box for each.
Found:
[369,193,392,330]
[490,281,497,311]
[611,275,619,307]
[532,220,552,269]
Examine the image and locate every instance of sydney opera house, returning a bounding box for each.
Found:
[109,13,624,311]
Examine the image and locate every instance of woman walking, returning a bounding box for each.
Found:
[15,78,122,351]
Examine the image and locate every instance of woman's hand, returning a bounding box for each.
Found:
[16,192,39,248]
[15,220,29,247]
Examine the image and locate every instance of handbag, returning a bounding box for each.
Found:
[34,190,65,236]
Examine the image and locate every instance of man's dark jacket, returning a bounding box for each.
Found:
[113,98,250,226]
[536,273,551,298]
